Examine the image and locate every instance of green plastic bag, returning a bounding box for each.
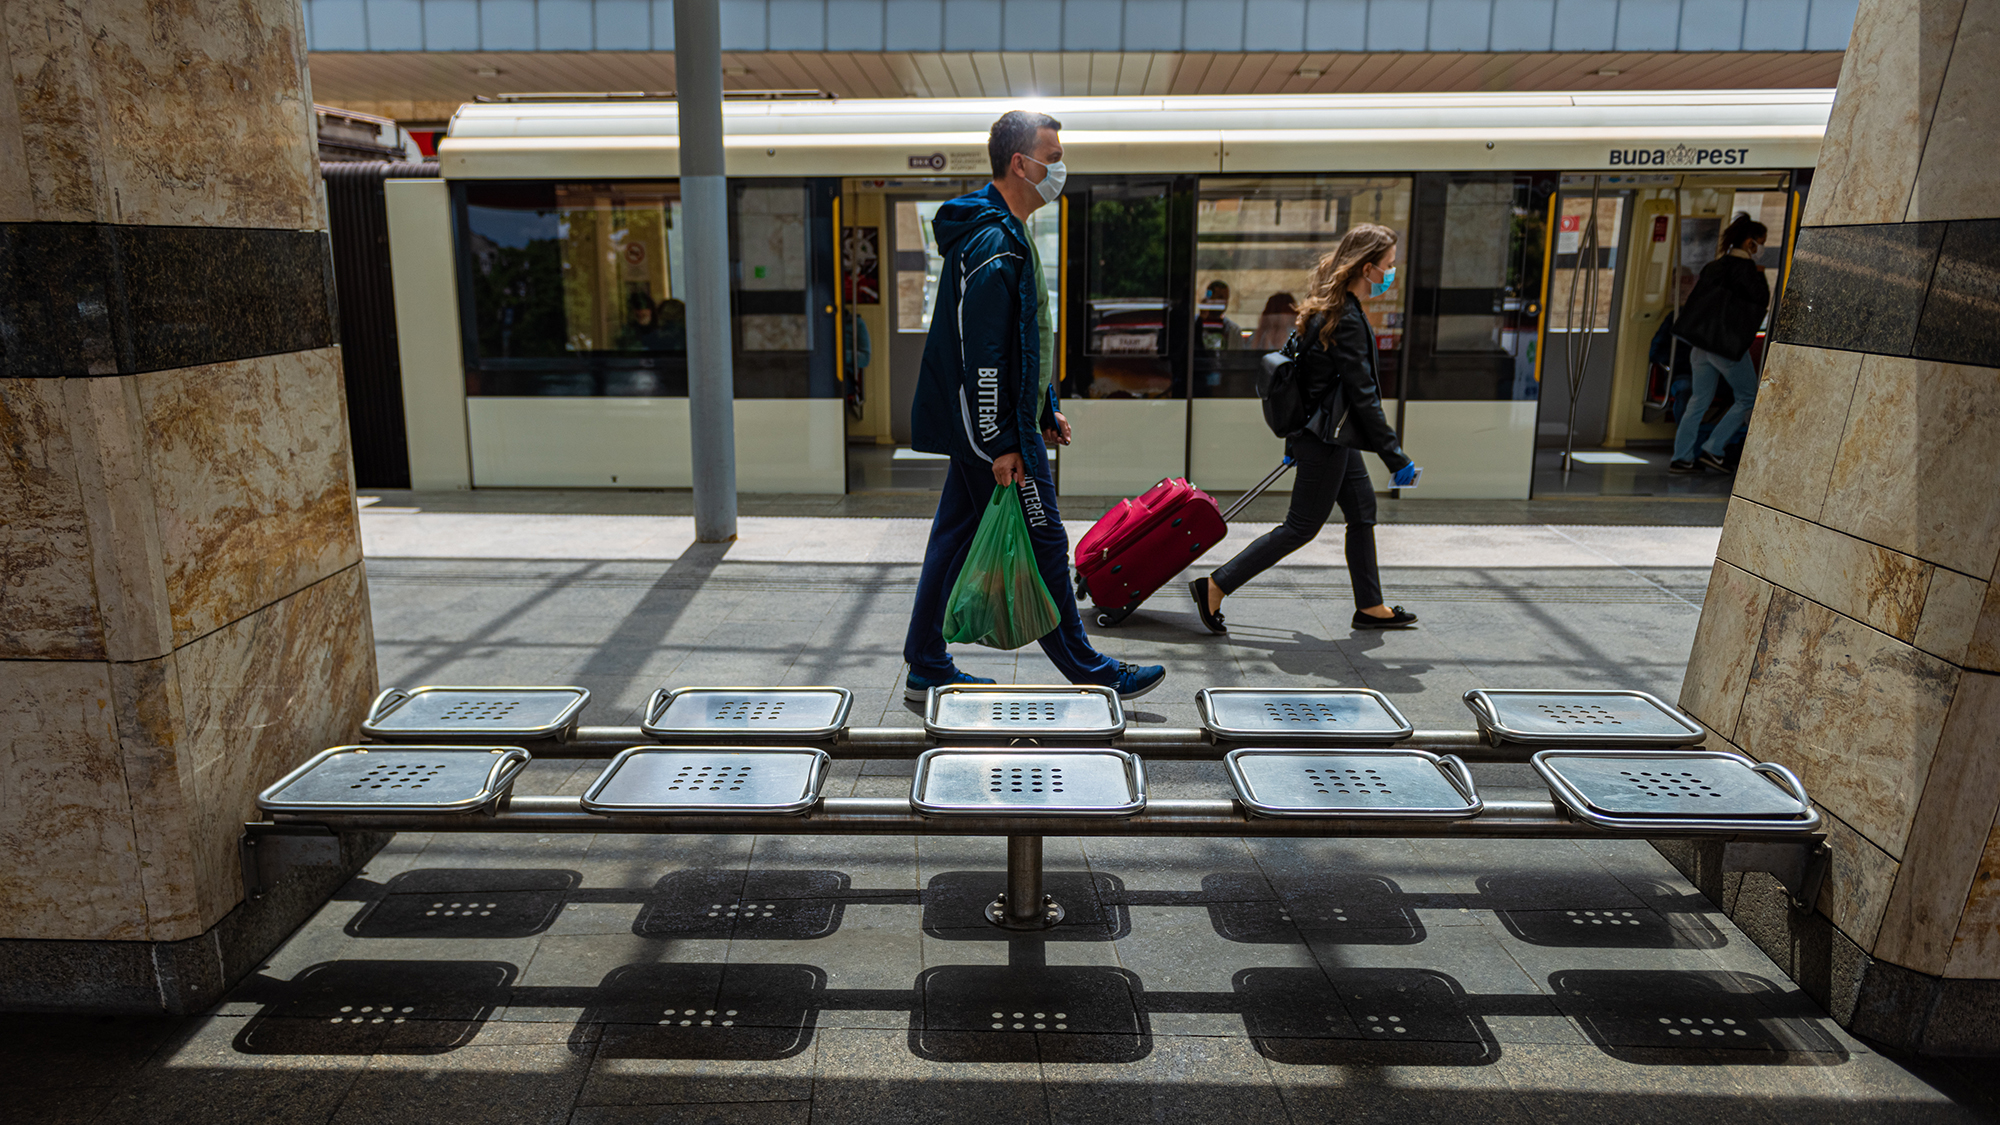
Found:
[942,484,1062,650]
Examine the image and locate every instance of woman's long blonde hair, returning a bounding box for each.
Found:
[1294,223,1398,346]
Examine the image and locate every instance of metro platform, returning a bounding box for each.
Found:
[9,508,1993,1124]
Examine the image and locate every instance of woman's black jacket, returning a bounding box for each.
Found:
[1673,254,1769,361]
[1295,295,1410,471]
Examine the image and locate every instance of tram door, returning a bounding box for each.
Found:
[1537,177,1634,452]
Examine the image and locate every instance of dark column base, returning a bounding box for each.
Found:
[1653,839,2000,1057]
[0,832,388,1016]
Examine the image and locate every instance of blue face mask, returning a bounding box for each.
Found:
[1369,265,1397,298]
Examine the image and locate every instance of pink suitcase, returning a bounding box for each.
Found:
[1072,459,1293,626]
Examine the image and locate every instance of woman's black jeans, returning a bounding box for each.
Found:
[1211,433,1382,609]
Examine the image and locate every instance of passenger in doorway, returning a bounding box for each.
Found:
[843,310,871,420]
[1190,223,1421,635]
[1670,213,1770,474]
[901,110,1167,702]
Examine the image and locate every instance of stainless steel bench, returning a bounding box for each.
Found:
[363,686,590,744]
[253,682,1825,928]
[911,747,1146,929]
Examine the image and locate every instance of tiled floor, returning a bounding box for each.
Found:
[10,510,1996,1123]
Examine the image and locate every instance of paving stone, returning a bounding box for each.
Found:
[1042,1033,1288,1124]
[328,1043,594,1125]
[91,1015,369,1125]
[808,1027,1048,1124]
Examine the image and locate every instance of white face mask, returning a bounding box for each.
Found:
[1021,154,1067,204]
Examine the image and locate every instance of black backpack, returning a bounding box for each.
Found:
[1258,332,1309,438]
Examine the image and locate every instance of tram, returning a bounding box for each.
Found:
[381,90,1829,497]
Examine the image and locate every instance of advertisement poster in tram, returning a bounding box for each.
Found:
[842,225,880,304]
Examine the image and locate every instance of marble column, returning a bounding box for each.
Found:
[0,0,380,1012]
[1669,0,2000,1055]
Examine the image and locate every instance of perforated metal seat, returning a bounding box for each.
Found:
[1199,689,1413,744]
[581,747,831,815]
[641,687,853,742]
[259,746,532,814]
[911,748,1146,818]
[1225,749,1481,818]
[1532,749,1819,832]
[362,686,589,743]
[1463,689,1704,747]
[924,685,1125,741]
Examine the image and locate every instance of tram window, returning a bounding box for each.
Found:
[1434,180,1520,354]
[460,181,689,396]
[893,201,940,331]
[1548,194,1625,333]
[1190,177,1412,398]
[892,198,1058,336]
[730,183,816,397]
[1400,173,1551,402]
[458,181,825,398]
[1070,182,1177,399]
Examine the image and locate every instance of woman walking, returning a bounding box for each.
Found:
[1189,223,1421,634]
[1669,213,1771,474]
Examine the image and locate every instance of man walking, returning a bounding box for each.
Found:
[901,110,1167,702]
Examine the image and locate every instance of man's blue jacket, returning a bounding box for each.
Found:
[909,184,1059,477]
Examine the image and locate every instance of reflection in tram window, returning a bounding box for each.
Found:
[893,200,944,332]
[461,182,688,396]
[1396,173,1551,402]
[1191,177,1412,398]
[893,198,1058,335]
[1548,194,1626,333]
[731,183,818,397]
[458,180,826,398]
[1071,181,1178,399]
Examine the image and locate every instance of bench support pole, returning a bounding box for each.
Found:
[986,835,1063,930]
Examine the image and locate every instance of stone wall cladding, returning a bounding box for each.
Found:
[1672,0,2000,1055]
[0,0,378,1009]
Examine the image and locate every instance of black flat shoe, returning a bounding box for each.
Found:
[1189,578,1227,634]
[1353,605,1418,630]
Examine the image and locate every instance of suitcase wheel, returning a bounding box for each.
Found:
[1094,605,1137,628]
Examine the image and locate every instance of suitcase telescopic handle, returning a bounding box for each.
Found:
[1220,456,1296,522]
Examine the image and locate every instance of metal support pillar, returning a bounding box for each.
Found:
[674,0,738,542]
[986,835,1063,930]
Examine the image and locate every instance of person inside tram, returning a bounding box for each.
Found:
[1251,292,1296,351]
[653,298,687,353]
[1190,222,1423,635]
[900,109,1167,702]
[1669,213,1770,474]
[613,293,656,351]
[1652,268,1698,417]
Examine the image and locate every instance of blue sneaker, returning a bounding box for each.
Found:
[1109,661,1166,700]
[905,668,997,702]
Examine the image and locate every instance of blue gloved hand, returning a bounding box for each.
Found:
[1391,463,1422,488]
